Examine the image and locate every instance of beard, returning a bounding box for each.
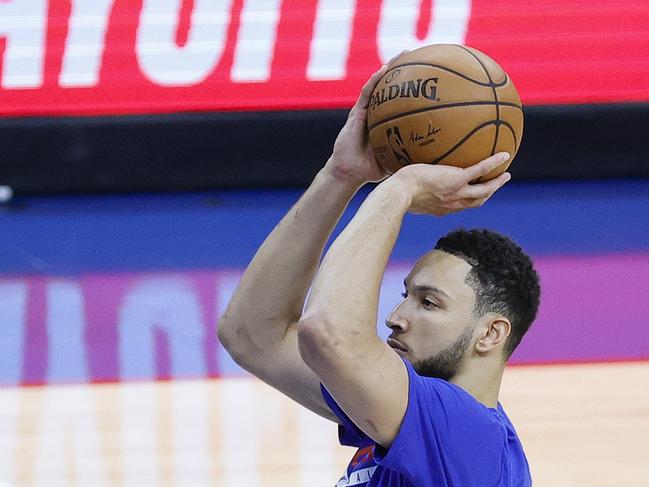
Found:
[412,325,474,381]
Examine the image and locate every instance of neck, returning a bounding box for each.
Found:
[450,355,504,408]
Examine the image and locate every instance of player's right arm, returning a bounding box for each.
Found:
[217,65,389,423]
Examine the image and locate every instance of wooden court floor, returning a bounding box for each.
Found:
[1,361,647,486]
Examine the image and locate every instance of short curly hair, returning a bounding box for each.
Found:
[434,229,540,358]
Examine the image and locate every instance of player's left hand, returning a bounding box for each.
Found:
[324,64,390,186]
[325,51,409,186]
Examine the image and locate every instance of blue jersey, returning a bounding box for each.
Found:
[321,359,531,486]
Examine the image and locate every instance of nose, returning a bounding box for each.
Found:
[385,303,408,332]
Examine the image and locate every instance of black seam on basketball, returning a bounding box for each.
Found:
[432,120,516,165]
[456,45,501,157]
[367,101,521,132]
[498,120,519,152]
[384,62,508,88]
[492,108,500,155]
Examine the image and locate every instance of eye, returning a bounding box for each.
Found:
[422,298,438,310]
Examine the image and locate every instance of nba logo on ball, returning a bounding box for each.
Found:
[367,44,523,182]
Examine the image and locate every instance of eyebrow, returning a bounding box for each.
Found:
[403,279,451,300]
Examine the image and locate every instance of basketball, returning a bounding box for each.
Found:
[367,44,523,181]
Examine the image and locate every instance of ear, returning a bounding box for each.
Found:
[475,314,511,354]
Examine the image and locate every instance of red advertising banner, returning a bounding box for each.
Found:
[0,0,648,117]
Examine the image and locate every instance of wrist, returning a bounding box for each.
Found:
[315,164,364,199]
[322,157,368,189]
[373,173,413,213]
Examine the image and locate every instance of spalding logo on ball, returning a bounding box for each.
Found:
[367,44,523,182]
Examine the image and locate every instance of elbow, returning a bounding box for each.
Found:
[297,314,340,370]
[216,320,248,368]
[216,314,233,350]
[216,314,266,371]
[216,313,245,358]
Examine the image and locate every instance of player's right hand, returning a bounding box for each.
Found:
[389,152,512,216]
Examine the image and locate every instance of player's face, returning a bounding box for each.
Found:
[385,250,478,380]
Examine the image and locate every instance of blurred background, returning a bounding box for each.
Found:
[1,1,648,486]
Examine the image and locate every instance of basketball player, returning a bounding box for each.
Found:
[218,64,540,485]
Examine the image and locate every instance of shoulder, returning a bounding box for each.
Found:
[375,361,528,483]
[323,360,530,484]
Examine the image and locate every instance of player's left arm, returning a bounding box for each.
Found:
[297,154,511,448]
